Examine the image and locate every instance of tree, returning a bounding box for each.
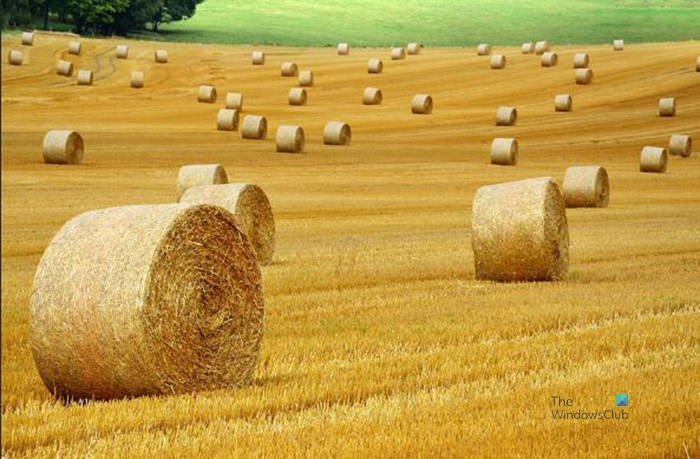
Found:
[151,0,203,32]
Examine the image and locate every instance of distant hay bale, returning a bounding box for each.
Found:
[22,31,34,46]
[281,62,298,76]
[8,50,23,66]
[226,93,243,110]
[490,138,518,166]
[477,44,491,56]
[696,56,700,72]
[42,130,84,165]
[471,177,569,282]
[176,164,228,200]
[323,121,351,145]
[573,53,589,68]
[640,147,668,173]
[391,47,406,60]
[614,39,624,51]
[495,106,517,126]
[363,87,382,105]
[554,94,573,112]
[77,70,93,86]
[251,51,265,65]
[535,41,550,55]
[562,166,610,208]
[180,184,276,265]
[669,134,692,157]
[288,87,307,106]
[575,68,593,85]
[68,41,81,55]
[276,125,305,153]
[131,71,144,88]
[299,70,314,87]
[411,94,433,114]
[115,45,129,59]
[198,85,217,103]
[521,42,534,54]
[154,50,168,63]
[29,203,264,400]
[338,43,350,55]
[490,54,506,69]
[368,58,383,74]
[541,52,558,67]
[217,109,239,131]
[57,60,73,77]
[241,115,267,140]
[407,43,422,55]
[659,98,676,117]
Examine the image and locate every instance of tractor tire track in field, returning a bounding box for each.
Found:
[92,48,117,82]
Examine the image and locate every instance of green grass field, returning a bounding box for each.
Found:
[156,0,700,46]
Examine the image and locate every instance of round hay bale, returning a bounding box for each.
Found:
[535,41,550,55]
[471,177,569,282]
[575,68,593,85]
[180,184,275,265]
[77,70,93,86]
[154,50,168,63]
[554,94,573,112]
[696,56,700,72]
[391,47,406,60]
[521,42,534,54]
[495,106,517,126]
[477,44,491,56]
[281,62,298,77]
[176,164,228,200]
[669,134,692,157]
[338,43,350,55]
[368,59,383,74]
[29,203,264,400]
[288,88,307,106]
[131,71,144,89]
[299,70,314,87]
[115,45,129,59]
[22,31,34,46]
[407,43,422,55]
[573,53,589,68]
[42,130,84,165]
[659,98,676,117]
[640,147,668,173]
[490,138,518,166]
[276,125,305,153]
[541,52,558,67]
[198,85,217,103]
[411,94,433,114]
[323,121,351,145]
[217,108,239,131]
[57,60,73,77]
[241,115,267,140]
[614,39,624,51]
[68,41,81,55]
[251,51,265,65]
[363,87,383,105]
[8,50,23,66]
[562,166,609,208]
[226,93,244,111]
[491,54,506,69]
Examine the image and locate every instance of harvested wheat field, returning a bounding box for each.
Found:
[2,34,700,457]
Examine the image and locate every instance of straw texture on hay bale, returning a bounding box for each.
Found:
[659,98,676,117]
[8,50,23,66]
[42,130,84,165]
[472,177,569,282]
[30,204,264,400]
[573,53,589,68]
[131,71,144,88]
[198,85,217,103]
[281,62,298,77]
[614,39,624,51]
[338,43,350,55]
[521,42,534,54]
[116,45,129,59]
[368,59,383,74]
[535,41,550,55]
[477,44,491,56]
[77,70,93,86]
[541,52,558,67]
[554,94,573,112]
[640,147,668,173]
[391,47,406,60]
[669,134,692,157]
[22,31,34,46]
[496,106,517,126]
[217,109,239,131]
[323,122,352,146]
[407,43,422,54]
[155,50,168,63]
[180,184,276,265]
[491,54,506,69]
[57,60,73,77]
[575,68,593,85]
[276,126,305,153]
[289,88,307,106]
[176,164,228,200]
[69,41,81,55]
[363,87,382,105]
[562,166,609,208]
[241,115,267,140]
[226,93,243,110]
[251,51,265,65]
[491,138,518,166]
[299,70,314,87]
[411,94,433,114]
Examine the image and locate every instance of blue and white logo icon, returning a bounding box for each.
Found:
[616,394,629,407]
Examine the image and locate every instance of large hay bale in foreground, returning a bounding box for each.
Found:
[57,60,73,77]
[281,62,298,77]
[217,109,239,131]
[363,87,382,105]
[323,122,351,145]
[477,44,491,56]
[154,50,168,63]
[472,177,569,282]
[573,53,589,68]
[614,39,624,51]
[198,85,217,103]
[368,58,383,74]
[491,54,506,69]
[251,51,265,65]
[299,70,314,87]
[241,115,267,140]
[640,147,668,173]
[42,130,84,165]
[77,70,93,86]
[521,42,534,54]
[226,93,243,111]
[276,126,305,153]
[338,43,350,55]
[562,166,609,208]
[8,50,23,66]
[669,134,692,157]
[391,47,406,60]
[495,106,517,126]
[180,184,276,265]
[30,204,264,400]
[68,41,81,55]
[115,45,129,59]
[176,164,228,200]
[411,94,433,114]
[575,68,593,85]
[659,98,676,117]
[407,43,422,55]
[541,52,558,67]
[22,31,34,46]
[554,94,572,112]
[490,138,518,166]
[535,41,550,55]
[289,88,307,106]
[131,71,144,88]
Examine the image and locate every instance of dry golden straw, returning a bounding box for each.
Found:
[180,184,276,265]
[575,68,593,85]
[30,203,264,400]
[541,52,558,67]
[299,70,314,87]
[659,98,676,117]
[614,39,624,51]
[368,59,383,74]
[495,106,517,126]
[289,88,307,106]
[77,70,93,86]
[281,62,298,77]
[154,50,168,63]
[407,43,422,55]
[8,50,23,66]
[391,47,406,60]
[131,71,144,88]
[42,130,84,165]
[491,54,506,69]
[68,41,81,55]
[521,42,534,54]
[573,53,589,68]
[338,43,350,55]
[176,164,228,200]
[115,45,129,59]
[562,166,610,208]
[363,87,382,105]
[477,44,491,56]
[251,51,265,65]
[411,94,433,114]
[217,109,239,131]
[554,94,573,112]
[241,115,267,140]
[323,122,352,145]
[198,85,217,103]
[490,138,518,166]
[22,31,34,46]
[535,41,550,55]
[226,93,243,110]
[57,60,73,77]
[640,147,668,173]
[276,126,305,153]
[669,134,692,157]
[472,177,569,282]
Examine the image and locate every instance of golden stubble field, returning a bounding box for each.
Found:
[2,34,700,457]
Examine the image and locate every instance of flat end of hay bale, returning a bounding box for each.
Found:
[411,94,433,114]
